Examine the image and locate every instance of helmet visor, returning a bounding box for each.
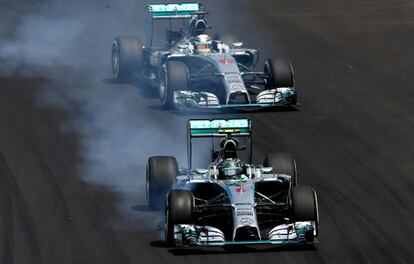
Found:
[221,166,242,177]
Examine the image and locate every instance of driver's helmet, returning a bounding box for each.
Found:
[194,34,212,54]
[221,138,239,159]
[219,159,243,180]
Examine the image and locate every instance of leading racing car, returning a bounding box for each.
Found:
[146,119,319,247]
[112,3,298,110]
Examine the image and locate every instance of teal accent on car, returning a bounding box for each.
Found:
[189,119,252,137]
[149,3,200,18]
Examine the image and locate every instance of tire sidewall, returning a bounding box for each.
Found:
[160,61,189,109]
[159,64,168,106]
[147,157,177,210]
[264,59,294,89]
[165,207,175,246]
[112,36,143,82]
[165,190,194,247]
[112,40,121,80]
[264,59,275,90]
[291,186,318,225]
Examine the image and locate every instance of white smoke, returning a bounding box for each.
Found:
[0,0,187,216]
[0,0,141,76]
[0,0,244,227]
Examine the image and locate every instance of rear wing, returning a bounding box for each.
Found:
[187,119,252,168]
[188,119,252,137]
[148,2,203,19]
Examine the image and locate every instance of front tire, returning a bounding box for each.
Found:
[159,60,189,109]
[264,59,294,89]
[112,36,143,82]
[264,153,297,186]
[146,156,178,210]
[291,186,319,240]
[165,190,194,246]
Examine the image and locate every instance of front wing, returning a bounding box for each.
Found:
[172,222,316,247]
[173,88,298,110]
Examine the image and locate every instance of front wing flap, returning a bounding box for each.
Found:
[173,88,297,110]
[172,222,316,247]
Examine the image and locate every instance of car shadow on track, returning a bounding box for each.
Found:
[130,204,154,212]
[131,204,165,231]
[149,240,317,255]
[101,78,159,99]
[147,105,299,117]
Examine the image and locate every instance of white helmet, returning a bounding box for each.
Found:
[194,34,212,54]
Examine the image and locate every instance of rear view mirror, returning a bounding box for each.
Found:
[261,167,273,173]
[232,42,244,48]
[177,42,189,49]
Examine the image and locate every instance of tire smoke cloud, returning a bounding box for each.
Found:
[0,0,188,220]
[0,0,244,224]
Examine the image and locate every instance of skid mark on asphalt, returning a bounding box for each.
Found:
[0,152,42,264]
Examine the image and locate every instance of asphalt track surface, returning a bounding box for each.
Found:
[0,0,413,263]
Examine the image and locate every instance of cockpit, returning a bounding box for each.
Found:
[210,138,252,180]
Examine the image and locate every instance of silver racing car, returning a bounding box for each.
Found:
[112,3,297,110]
[146,119,319,247]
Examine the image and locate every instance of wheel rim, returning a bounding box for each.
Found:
[146,165,150,204]
[112,42,120,78]
[159,65,168,104]
[165,208,172,243]
[264,60,274,89]
[313,191,319,236]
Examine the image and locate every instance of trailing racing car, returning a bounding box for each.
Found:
[146,119,319,247]
[112,3,297,110]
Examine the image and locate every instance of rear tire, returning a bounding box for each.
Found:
[165,190,194,246]
[146,156,178,210]
[264,153,297,186]
[159,60,189,109]
[112,36,143,82]
[291,186,319,241]
[264,59,294,89]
